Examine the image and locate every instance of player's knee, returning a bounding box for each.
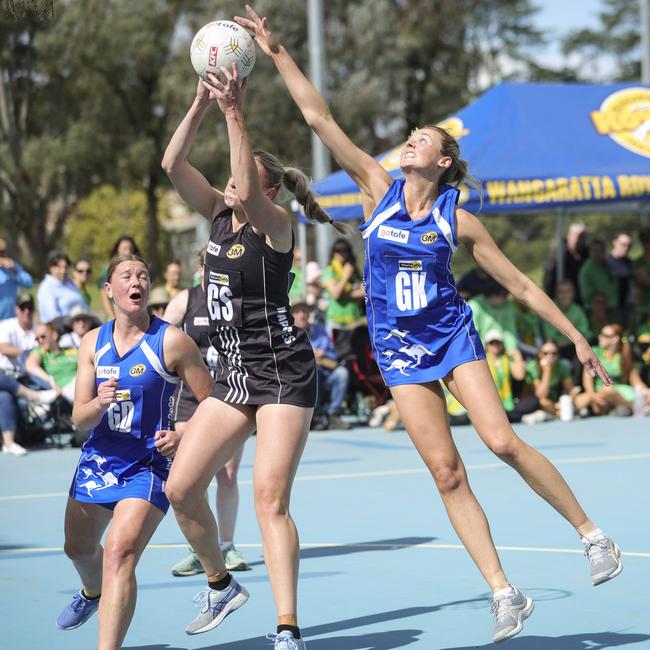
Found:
[165,479,196,513]
[487,432,520,461]
[103,537,138,574]
[427,459,463,494]
[216,467,238,490]
[254,485,289,521]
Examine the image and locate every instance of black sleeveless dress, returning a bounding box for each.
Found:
[203,210,317,407]
[171,284,220,423]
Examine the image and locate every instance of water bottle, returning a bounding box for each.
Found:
[633,386,646,417]
[559,394,574,422]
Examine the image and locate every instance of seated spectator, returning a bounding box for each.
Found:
[147,286,171,319]
[0,237,33,320]
[71,257,93,308]
[0,293,37,376]
[523,341,575,421]
[59,307,98,349]
[25,322,78,405]
[322,238,364,358]
[292,298,350,431]
[541,279,590,380]
[305,260,327,315]
[483,330,526,421]
[37,250,88,325]
[632,227,650,323]
[98,236,141,319]
[636,324,650,386]
[469,281,519,354]
[457,266,495,300]
[587,291,617,338]
[578,238,619,316]
[163,259,183,298]
[574,323,649,416]
[0,371,58,456]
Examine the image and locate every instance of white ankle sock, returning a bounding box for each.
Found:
[582,528,606,543]
[493,585,516,599]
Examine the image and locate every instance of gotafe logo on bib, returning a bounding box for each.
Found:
[227,244,245,259]
[378,225,409,244]
[207,241,222,256]
[96,366,120,379]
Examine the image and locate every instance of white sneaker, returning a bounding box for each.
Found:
[2,442,28,456]
[521,409,551,425]
[267,631,306,649]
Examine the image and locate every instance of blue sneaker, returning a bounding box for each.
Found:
[185,578,249,635]
[56,590,100,630]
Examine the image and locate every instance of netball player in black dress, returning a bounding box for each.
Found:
[162,70,341,648]
[164,249,249,576]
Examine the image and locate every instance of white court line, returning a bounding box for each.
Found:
[1,451,650,502]
[1,541,649,558]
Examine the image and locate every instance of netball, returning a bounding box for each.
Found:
[190,20,256,80]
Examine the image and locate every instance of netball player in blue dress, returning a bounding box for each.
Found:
[238,6,623,644]
[161,65,341,648]
[56,254,214,650]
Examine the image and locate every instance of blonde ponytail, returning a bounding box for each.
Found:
[253,150,353,235]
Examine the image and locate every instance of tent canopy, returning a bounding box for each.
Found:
[312,82,650,220]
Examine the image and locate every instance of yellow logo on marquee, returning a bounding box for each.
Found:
[129,364,145,377]
[420,231,438,245]
[226,244,245,259]
[590,87,650,158]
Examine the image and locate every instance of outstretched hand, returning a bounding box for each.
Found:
[234,4,280,56]
[200,64,248,115]
[575,338,612,386]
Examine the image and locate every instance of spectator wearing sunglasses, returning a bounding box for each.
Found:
[72,257,93,308]
[0,293,37,376]
[0,237,34,321]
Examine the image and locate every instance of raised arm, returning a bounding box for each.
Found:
[235,5,392,210]
[161,79,226,220]
[456,208,611,385]
[201,66,292,248]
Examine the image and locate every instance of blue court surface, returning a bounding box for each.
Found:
[1,416,648,650]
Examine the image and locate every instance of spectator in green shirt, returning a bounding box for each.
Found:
[321,239,364,358]
[524,341,574,419]
[578,238,619,312]
[25,321,78,405]
[542,279,591,359]
[468,281,519,353]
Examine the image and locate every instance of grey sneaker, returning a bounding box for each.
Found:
[491,586,534,643]
[223,544,248,571]
[185,579,249,635]
[582,535,623,585]
[171,548,204,577]
[266,630,306,649]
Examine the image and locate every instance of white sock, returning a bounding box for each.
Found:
[582,528,606,543]
[220,541,233,552]
[493,585,516,599]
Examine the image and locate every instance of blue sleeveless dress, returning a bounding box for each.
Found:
[69,316,179,513]
[360,179,485,387]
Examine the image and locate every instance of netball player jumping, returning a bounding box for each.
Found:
[162,67,340,648]
[236,5,623,643]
